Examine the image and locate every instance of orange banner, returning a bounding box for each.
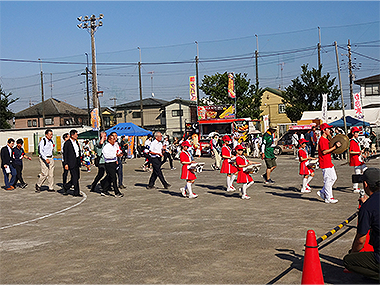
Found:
[189,76,197,101]
[228,73,235,99]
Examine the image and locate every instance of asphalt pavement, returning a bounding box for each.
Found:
[1,154,379,284]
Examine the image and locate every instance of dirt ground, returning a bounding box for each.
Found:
[1,153,379,284]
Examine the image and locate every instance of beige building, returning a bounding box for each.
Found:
[164,99,197,138]
[260,87,294,137]
[115,98,167,132]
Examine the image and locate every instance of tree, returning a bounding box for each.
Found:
[0,85,18,129]
[199,72,263,120]
[282,64,341,122]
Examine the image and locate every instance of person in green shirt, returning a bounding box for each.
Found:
[261,127,277,184]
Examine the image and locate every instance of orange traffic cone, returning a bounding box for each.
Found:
[301,230,324,284]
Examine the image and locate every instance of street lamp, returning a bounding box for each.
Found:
[77,14,103,110]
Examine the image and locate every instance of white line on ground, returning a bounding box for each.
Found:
[0,191,87,230]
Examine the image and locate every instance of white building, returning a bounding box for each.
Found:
[354,74,380,109]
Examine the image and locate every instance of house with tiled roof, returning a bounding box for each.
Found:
[14,98,89,129]
[115,98,168,132]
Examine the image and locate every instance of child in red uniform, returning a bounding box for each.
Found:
[179,141,198,199]
[235,145,255,199]
[220,135,238,192]
[349,127,367,193]
[298,138,315,193]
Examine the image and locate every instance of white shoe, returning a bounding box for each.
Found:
[180,187,187,197]
[353,188,361,194]
[325,198,338,204]
[306,184,311,190]
[241,194,251,200]
[188,193,198,199]
[317,191,325,200]
[227,186,235,192]
[301,189,311,193]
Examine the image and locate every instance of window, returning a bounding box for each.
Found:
[132,111,141,118]
[45,118,54,125]
[278,104,286,114]
[365,84,380,96]
[104,117,110,127]
[27,119,38,127]
[172,110,183,117]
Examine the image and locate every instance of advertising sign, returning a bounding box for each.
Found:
[198,105,235,120]
[189,76,197,102]
[353,92,364,119]
[126,136,134,158]
[91,108,100,131]
[321,93,328,123]
[263,115,269,131]
[228,73,235,99]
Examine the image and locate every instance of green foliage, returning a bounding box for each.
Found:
[282,64,341,122]
[0,85,18,129]
[199,72,263,120]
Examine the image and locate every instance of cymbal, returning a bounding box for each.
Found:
[329,134,349,154]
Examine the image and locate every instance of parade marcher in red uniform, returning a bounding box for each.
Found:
[235,145,254,200]
[179,141,198,199]
[298,138,315,193]
[220,135,238,192]
[349,127,367,193]
[317,123,341,204]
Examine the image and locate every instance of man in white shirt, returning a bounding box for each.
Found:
[101,132,124,197]
[146,132,171,189]
[36,129,55,193]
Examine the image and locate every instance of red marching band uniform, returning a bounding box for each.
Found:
[180,150,197,181]
[298,147,314,176]
[236,155,253,184]
[220,145,238,174]
[349,138,363,167]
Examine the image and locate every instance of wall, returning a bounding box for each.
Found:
[165,103,192,137]
[0,126,92,154]
[15,116,61,129]
[361,86,380,107]
[117,108,164,127]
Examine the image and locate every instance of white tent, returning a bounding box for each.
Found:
[301,107,380,127]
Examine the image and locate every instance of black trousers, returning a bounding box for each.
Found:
[148,157,169,187]
[162,152,173,168]
[91,164,106,192]
[143,153,151,167]
[62,162,69,185]
[311,143,316,157]
[344,251,379,281]
[64,159,81,196]
[117,157,123,186]
[101,162,121,195]
[13,163,25,186]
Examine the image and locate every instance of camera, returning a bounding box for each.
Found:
[352,174,364,184]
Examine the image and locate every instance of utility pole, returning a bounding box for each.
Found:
[195,41,200,107]
[39,58,46,127]
[50,73,53,98]
[318,27,321,67]
[334,41,347,135]
[348,39,354,109]
[138,47,144,128]
[77,14,103,111]
[81,52,91,125]
[255,34,259,86]
[148,71,154,97]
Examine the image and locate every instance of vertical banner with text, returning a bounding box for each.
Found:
[321,94,328,123]
[189,76,197,102]
[228,73,235,99]
[91,108,100,131]
[353,92,364,119]
[263,115,269,131]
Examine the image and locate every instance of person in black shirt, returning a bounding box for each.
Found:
[344,168,380,281]
[12,139,32,188]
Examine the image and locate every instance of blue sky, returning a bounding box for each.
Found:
[1,1,379,113]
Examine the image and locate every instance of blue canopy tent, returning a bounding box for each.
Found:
[105,122,152,137]
[329,116,370,128]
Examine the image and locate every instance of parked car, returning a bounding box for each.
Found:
[275,128,311,155]
[199,139,212,156]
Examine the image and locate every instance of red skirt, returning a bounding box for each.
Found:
[237,170,253,184]
[220,159,238,174]
[299,162,314,176]
[181,164,197,180]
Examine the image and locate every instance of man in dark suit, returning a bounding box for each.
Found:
[63,130,82,197]
[1,138,17,190]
